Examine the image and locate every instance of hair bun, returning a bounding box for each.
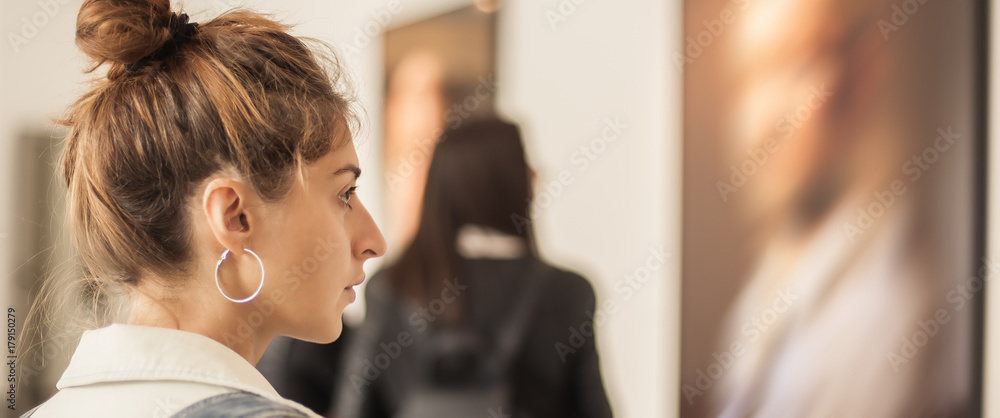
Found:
[75,0,174,65]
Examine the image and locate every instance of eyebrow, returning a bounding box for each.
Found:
[333,164,361,180]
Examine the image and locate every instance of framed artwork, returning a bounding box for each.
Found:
[681,0,985,416]
[382,4,498,253]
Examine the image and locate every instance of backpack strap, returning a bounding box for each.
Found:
[491,260,552,369]
[171,391,311,418]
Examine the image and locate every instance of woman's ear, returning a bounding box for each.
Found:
[203,177,254,253]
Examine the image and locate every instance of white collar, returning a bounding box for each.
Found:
[57,323,316,416]
[455,224,527,259]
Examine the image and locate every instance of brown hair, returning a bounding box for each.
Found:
[64,0,355,286]
[15,0,356,392]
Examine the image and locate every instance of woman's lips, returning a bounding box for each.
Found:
[347,274,366,288]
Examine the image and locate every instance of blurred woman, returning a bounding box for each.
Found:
[347,119,613,418]
[270,119,613,417]
[20,0,384,416]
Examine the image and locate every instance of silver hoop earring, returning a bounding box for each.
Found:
[215,248,265,303]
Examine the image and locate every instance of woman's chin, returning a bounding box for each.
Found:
[282,289,354,343]
[296,320,344,344]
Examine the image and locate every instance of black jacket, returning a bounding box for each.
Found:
[261,257,613,418]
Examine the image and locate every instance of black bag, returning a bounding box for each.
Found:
[393,262,549,418]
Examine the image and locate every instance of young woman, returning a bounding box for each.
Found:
[22,0,385,416]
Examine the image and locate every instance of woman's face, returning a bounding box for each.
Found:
[248,140,386,343]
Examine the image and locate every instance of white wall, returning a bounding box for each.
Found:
[1,0,84,413]
[0,0,84,335]
[0,0,681,417]
[493,1,677,416]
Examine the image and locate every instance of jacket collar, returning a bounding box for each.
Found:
[455,224,527,259]
[57,323,283,404]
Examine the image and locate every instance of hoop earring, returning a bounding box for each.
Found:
[215,248,265,303]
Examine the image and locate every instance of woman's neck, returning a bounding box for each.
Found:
[126,281,275,365]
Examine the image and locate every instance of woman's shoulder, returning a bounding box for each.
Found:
[525,259,597,303]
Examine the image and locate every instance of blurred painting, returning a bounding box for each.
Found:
[681,0,983,416]
[382,4,498,254]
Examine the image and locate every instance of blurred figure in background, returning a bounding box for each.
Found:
[266,119,613,418]
[711,0,972,416]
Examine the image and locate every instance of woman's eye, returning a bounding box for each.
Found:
[340,186,357,209]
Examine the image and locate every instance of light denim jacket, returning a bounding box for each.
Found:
[21,324,320,418]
